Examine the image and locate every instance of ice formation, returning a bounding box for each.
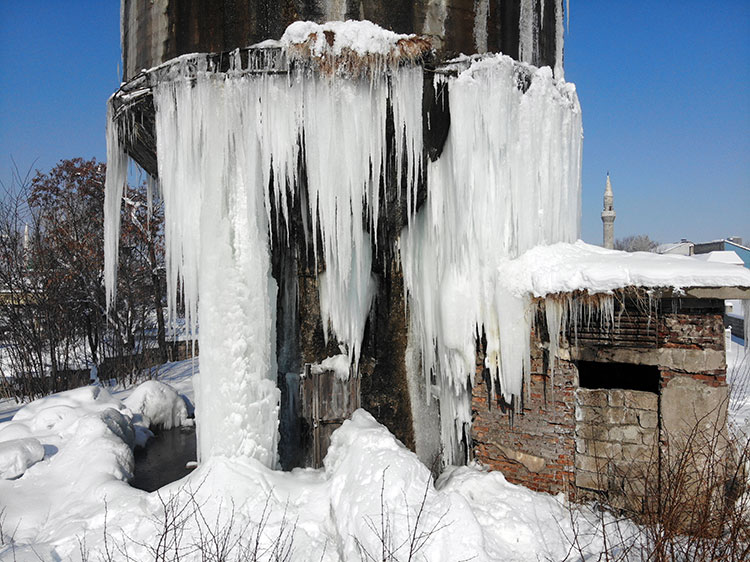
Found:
[105,22,427,466]
[400,54,582,462]
[105,17,748,468]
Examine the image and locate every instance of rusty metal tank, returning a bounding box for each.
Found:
[121,0,563,81]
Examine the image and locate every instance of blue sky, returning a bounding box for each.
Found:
[0,1,748,246]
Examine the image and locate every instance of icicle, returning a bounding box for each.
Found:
[390,66,424,228]
[518,0,535,64]
[473,0,489,53]
[744,300,750,348]
[554,1,565,81]
[300,71,388,368]
[151,63,282,466]
[103,104,129,310]
[545,296,563,382]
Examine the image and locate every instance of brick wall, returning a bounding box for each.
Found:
[471,334,577,496]
[470,291,728,503]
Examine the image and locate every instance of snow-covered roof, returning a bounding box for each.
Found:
[693,250,745,266]
[499,241,750,298]
[656,241,693,255]
[695,238,750,252]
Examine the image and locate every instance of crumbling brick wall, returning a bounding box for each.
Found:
[470,292,729,504]
[471,333,577,496]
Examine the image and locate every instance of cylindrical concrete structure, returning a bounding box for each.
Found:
[121,0,563,81]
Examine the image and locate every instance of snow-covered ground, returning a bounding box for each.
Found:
[0,359,649,561]
[2,343,747,561]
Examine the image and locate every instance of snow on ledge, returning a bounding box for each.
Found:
[280,20,432,66]
[499,241,750,298]
[282,20,415,55]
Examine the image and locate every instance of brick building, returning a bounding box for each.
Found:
[472,286,746,509]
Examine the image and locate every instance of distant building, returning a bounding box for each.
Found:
[656,239,694,256]
[693,238,750,269]
[601,174,615,249]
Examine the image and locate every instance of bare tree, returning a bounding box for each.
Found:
[0,158,167,400]
[614,234,658,253]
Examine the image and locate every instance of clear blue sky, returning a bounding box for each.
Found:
[1,1,748,246]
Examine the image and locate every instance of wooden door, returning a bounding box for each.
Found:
[300,363,360,467]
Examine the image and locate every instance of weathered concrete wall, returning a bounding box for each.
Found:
[121,0,563,80]
[575,388,658,511]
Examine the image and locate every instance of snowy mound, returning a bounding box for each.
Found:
[10,385,127,430]
[123,379,190,430]
[281,20,431,59]
[0,438,44,479]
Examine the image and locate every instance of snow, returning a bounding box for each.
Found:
[0,363,193,547]
[310,354,351,380]
[281,20,414,56]
[693,250,745,265]
[0,438,44,479]
[123,379,191,430]
[497,241,750,298]
[0,368,640,560]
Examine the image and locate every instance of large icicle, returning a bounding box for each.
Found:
[301,74,386,368]
[103,105,129,310]
[401,54,582,463]
[151,63,283,465]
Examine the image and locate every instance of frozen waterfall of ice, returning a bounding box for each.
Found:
[105,30,427,465]
[400,54,582,463]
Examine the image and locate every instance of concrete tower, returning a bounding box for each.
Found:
[601,173,616,249]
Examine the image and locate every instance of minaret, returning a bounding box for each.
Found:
[601,173,615,249]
